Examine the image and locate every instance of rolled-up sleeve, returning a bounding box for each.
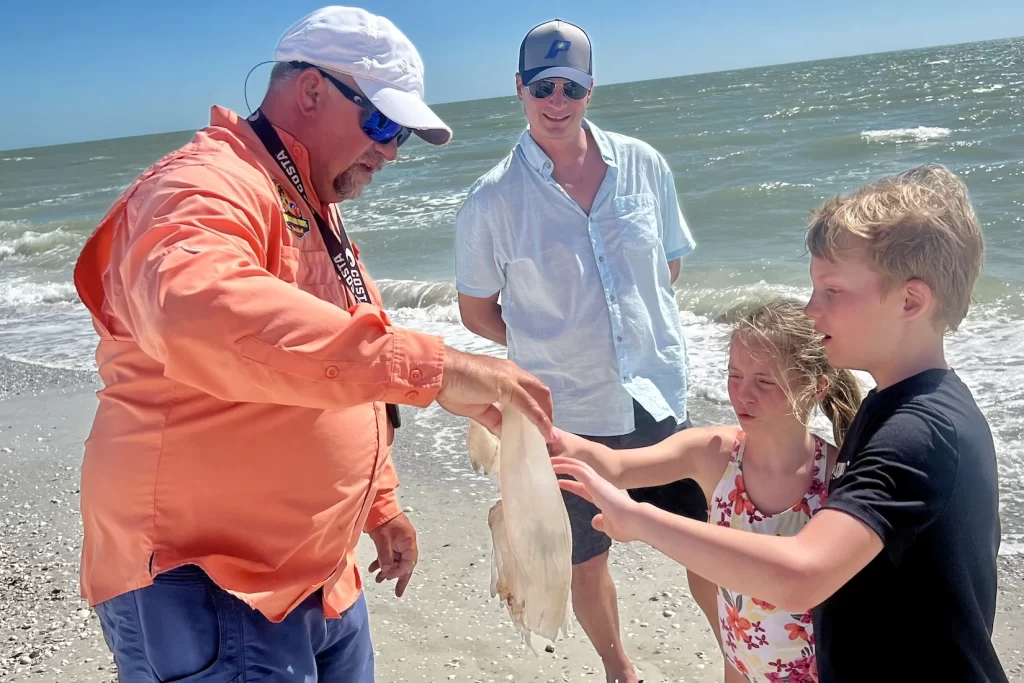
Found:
[112,165,445,410]
[657,156,696,262]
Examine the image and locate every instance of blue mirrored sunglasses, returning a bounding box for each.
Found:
[293,62,413,147]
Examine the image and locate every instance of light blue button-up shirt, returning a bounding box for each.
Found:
[454,120,696,436]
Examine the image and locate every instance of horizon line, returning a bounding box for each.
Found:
[4,32,1021,154]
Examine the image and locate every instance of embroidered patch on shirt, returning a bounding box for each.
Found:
[275,181,310,238]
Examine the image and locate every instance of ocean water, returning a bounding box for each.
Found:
[1,37,1023,549]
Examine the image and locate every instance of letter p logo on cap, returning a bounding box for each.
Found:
[545,40,571,59]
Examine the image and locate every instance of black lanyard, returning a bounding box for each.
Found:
[248,108,401,428]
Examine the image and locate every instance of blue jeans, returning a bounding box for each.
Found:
[95,565,374,682]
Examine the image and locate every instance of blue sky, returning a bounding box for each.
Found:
[2,0,1022,150]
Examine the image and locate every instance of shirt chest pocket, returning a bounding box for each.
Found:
[612,193,660,251]
[274,244,349,305]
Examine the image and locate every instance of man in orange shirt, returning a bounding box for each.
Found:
[73,7,553,682]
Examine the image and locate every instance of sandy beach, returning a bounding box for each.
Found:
[1,357,1022,682]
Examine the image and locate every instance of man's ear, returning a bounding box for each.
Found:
[295,68,326,116]
[515,72,524,102]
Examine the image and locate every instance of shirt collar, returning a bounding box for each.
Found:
[516,118,617,179]
[210,105,326,209]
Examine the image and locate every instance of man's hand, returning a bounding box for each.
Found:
[551,457,644,542]
[367,513,418,598]
[436,347,554,440]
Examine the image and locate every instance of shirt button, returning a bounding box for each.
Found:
[410,369,422,382]
[406,390,419,401]
[598,256,605,263]
[616,336,623,342]
[324,365,339,379]
[609,295,616,302]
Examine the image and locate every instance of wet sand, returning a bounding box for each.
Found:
[1,358,1022,681]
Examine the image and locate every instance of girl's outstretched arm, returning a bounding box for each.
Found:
[548,425,736,497]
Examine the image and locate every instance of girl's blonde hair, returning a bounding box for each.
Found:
[732,299,863,447]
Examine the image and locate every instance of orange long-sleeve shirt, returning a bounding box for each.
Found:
[73,106,445,622]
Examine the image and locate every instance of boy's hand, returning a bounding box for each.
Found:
[551,457,643,542]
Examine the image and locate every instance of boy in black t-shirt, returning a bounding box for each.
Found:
[800,165,1004,681]
[550,165,1007,682]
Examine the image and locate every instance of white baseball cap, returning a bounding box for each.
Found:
[274,6,452,145]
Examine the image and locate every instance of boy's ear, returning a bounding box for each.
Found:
[901,278,934,322]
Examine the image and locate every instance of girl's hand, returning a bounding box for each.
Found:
[551,457,643,542]
[546,428,596,462]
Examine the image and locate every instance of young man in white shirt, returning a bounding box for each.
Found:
[455,19,708,683]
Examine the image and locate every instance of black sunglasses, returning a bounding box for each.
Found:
[292,62,413,147]
[527,79,590,101]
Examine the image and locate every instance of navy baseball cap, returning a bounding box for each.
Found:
[518,19,593,89]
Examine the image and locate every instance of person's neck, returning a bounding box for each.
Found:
[258,97,308,151]
[743,421,818,475]
[869,327,947,391]
[530,125,589,170]
[254,97,325,205]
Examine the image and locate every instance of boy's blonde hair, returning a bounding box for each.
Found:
[734,300,862,448]
[805,164,983,332]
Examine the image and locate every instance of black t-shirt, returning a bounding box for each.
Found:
[813,369,1006,683]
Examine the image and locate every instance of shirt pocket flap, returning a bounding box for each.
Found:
[613,192,659,249]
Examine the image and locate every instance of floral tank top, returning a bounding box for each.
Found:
[710,431,828,683]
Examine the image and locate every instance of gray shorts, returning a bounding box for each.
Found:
[559,401,708,565]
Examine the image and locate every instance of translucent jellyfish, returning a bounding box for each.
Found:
[466,404,573,650]
[467,417,500,475]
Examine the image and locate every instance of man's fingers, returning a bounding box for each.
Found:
[374,537,394,575]
[392,546,417,596]
[383,551,414,580]
[507,385,555,442]
[592,513,606,533]
[520,375,555,432]
[380,567,403,581]
[395,570,413,598]
[368,559,380,573]
[372,556,404,582]
[473,403,503,435]
[557,477,594,504]
[393,536,418,568]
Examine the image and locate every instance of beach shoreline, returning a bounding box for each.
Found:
[0,358,1022,681]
